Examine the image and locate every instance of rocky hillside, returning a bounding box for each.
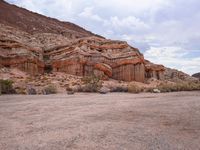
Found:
[192,73,200,80]
[0,0,196,87]
[0,0,101,38]
[164,68,197,82]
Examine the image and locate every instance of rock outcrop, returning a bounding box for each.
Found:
[44,37,149,82]
[164,68,198,82]
[0,39,44,75]
[0,0,165,83]
[192,73,200,80]
[145,60,165,80]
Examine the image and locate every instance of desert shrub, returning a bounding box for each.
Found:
[157,82,200,93]
[128,83,143,93]
[66,86,73,92]
[26,87,37,95]
[187,82,200,91]
[0,79,16,94]
[81,75,102,92]
[157,82,180,93]
[17,89,27,95]
[66,86,75,94]
[15,87,27,95]
[42,84,57,94]
[145,87,155,93]
[110,86,128,92]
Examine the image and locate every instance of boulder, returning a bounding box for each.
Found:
[153,89,161,93]
[98,87,110,94]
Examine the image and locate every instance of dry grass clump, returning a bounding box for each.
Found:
[16,88,27,95]
[42,84,57,94]
[128,83,143,93]
[81,75,102,92]
[66,86,75,94]
[157,81,200,93]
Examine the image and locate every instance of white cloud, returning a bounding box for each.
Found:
[144,46,200,75]
[11,0,79,21]
[79,7,103,22]
[104,16,150,32]
[93,0,170,15]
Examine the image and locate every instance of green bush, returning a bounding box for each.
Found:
[0,79,16,94]
[81,75,102,92]
[42,85,57,95]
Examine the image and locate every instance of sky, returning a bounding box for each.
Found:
[6,0,200,75]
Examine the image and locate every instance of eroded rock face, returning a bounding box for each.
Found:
[0,23,165,82]
[164,68,198,82]
[45,37,149,82]
[192,73,200,80]
[145,60,165,80]
[0,39,44,75]
[0,0,165,82]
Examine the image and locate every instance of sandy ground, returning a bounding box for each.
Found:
[0,92,200,150]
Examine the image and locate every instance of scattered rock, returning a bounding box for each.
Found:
[153,89,161,93]
[42,85,57,95]
[26,87,37,95]
[67,91,75,95]
[98,87,110,94]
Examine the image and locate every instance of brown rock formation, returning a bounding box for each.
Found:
[164,68,198,82]
[0,0,165,83]
[192,73,200,80]
[0,39,44,75]
[145,60,165,80]
[44,37,147,82]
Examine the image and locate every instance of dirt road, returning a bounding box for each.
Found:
[0,92,200,150]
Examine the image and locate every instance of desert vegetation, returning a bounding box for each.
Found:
[1,73,200,95]
[156,81,200,93]
[128,83,143,93]
[0,79,15,95]
[80,75,103,92]
[42,84,57,94]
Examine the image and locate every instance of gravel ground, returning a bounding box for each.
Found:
[0,92,200,150]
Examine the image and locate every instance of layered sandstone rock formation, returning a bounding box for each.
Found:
[0,0,166,83]
[0,39,44,75]
[145,60,165,80]
[45,37,149,82]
